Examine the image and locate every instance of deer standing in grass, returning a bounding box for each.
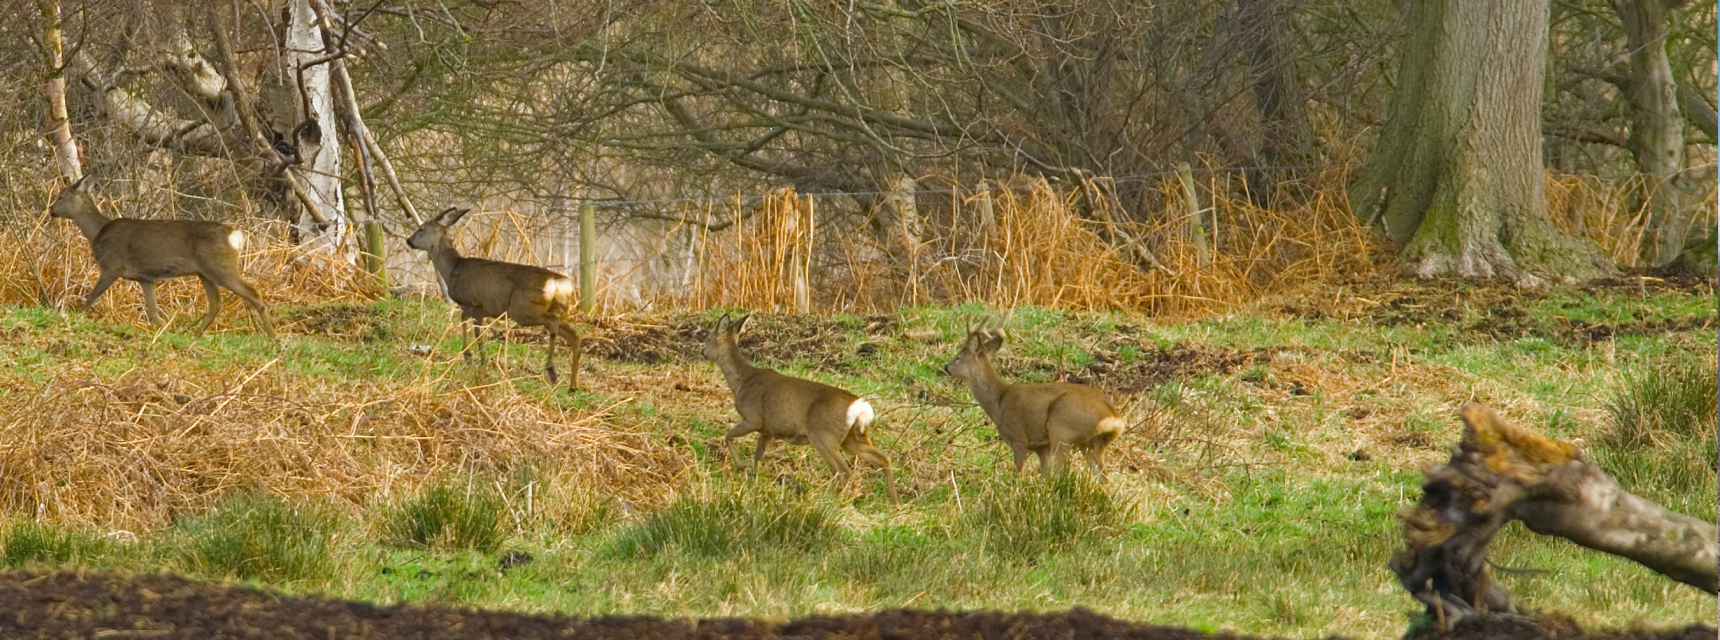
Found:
[46,177,276,338]
[944,318,1124,477]
[705,314,899,505]
[407,207,583,389]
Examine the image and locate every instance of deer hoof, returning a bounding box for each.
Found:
[546,366,559,383]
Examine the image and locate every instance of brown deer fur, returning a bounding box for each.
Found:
[705,314,899,505]
[408,207,583,389]
[46,177,275,338]
[943,319,1124,477]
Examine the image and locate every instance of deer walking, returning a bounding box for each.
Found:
[944,317,1124,477]
[407,207,583,389]
[705,314,899,505]
[46,177,276,338]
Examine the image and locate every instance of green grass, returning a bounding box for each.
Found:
[3,520,110,567]
[382,480,511,554]
[171,491,340,583]
[608,482,842,559]
[0,282,1715,639]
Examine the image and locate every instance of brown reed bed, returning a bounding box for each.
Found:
[0,360,692,533]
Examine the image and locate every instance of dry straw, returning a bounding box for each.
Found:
[0,362,691,533]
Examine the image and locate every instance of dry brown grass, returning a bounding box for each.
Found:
[0,362,690,533]
[664,170,1378,317]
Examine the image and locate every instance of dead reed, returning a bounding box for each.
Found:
[0,363,690,533]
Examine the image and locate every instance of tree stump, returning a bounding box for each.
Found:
[1392,404,1718,627]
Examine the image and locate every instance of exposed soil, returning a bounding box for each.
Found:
[584,314,897,370]
[1277,275,1715,349]
[0,570,1709,640]
[282,303,392,342]
[1066,344,1279,395]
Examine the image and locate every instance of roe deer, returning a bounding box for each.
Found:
[943,318,1124,477]
[46,177,276,338]
[705,314,899,505]
[407,207,583,389]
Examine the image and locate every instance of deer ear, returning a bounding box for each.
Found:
[444,208,472,225]
[982,329,1005,352]
[68,175,89,191]
[715,313,731,333]
[733,314,752,335]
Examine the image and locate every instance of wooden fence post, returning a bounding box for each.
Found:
[579,203,595,313]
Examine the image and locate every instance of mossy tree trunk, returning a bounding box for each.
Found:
[1613,0,1699,267]
[1349,0,1614,285]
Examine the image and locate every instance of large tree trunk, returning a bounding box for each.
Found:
[1393,404,1718,628]
[1348,0,1613,286]
[282,0,347,252]
[1238,0,1314,204]
[38,0,80,181]
[1613,0,1698,267]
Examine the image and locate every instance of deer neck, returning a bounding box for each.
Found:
[961,359,1011,420]
[66,202,112,243]
[712,342,759,393]
[427,242,465,281]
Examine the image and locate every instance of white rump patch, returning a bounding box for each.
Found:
[543,277,575,300]
[847,399,875,434]
[227,229,246,251]
[1097,416,1126,436]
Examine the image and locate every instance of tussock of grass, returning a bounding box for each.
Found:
[1604,355,1718,447]
[1594,356,1719,520]
[2,520,109,567]
[968,473,1133,559]
[382,481,509,553]
[0,363,689,532]
[172,491,338,583]
[608,484,841,559]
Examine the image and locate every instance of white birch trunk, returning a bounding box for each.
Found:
[284,0,346,253]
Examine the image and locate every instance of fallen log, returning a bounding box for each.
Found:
[1391,403,1718,626]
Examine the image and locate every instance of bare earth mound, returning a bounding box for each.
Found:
[0,571,1710,640]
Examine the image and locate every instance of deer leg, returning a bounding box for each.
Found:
[213,273,275,339]
[544,326,558,384]
[561,322,581,391]
[1082,447,1107,481]
[1035,447,1057,476]
[81,271,122,315]
[1009,444,1031,475]
[810,431,853,498]
[748,434,774,475]
[192,276,221,337]
[722,422,760,471]
[138,280,168,328]
[843,434,899,506]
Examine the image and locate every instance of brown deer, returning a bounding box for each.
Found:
[704,314,899,505]
[943,317,1124,477]
[407,207,582,389]
[46,177,276,338]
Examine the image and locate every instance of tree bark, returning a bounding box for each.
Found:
[1237,0,1314,204]
[1348,0,1613,285]
[282,0,347,252]
[1613,0,1697,267]
[38,0,80,181]
[1393,404,1719,627]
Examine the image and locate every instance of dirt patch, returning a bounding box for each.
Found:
[282,303,391,342]
[0,570,1707,640]
[1052,344,1277,395]
[585,315,897,369]
[1275,278,1715,349]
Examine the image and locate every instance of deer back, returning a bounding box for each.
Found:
[732,367,861,441]
[92,219,244,280]
[445,256,576,326]
[995,382,1121,448]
